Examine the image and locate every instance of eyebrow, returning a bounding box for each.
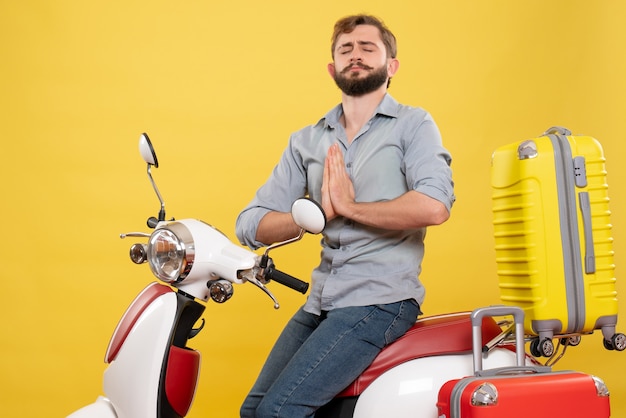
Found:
[337,40,379,50]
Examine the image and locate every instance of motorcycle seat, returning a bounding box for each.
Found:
[337,311,504,397]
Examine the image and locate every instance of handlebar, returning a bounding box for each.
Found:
[264,265,309,294]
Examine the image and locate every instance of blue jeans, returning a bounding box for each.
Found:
[240,299,420,418]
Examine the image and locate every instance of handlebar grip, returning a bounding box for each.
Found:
[265,266,309,294]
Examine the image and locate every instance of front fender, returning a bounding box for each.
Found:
[67,396,117,418]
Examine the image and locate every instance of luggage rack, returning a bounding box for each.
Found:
[482,320,625,367]
[529,322,626,358]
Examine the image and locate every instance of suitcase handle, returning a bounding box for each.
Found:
[579,192,596,274]
[476,365,552,377]
[471,306,526,373]
[543,126,572,136]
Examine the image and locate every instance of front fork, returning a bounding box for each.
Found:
[157,291,206,418]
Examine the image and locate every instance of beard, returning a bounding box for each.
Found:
[333,63,389,97]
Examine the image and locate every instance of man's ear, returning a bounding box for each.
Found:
[387,58,400,77]
[327,62,336,79]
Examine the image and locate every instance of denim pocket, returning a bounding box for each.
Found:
[382,299,420,345]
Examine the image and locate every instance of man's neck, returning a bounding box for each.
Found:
[340,87,387,142]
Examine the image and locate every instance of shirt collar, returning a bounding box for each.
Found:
[318,93,399,130]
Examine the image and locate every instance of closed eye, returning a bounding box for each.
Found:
[338,45,353,54]
[336,41,379,55]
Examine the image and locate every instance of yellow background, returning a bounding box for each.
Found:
[1,1,625,416]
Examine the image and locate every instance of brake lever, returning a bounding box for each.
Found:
[242,271,280,310]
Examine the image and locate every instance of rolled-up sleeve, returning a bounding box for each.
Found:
[403,113,455,212]
[235,134,308,249]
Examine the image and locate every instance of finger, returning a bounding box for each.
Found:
[329,144,345,177]
[323,151,330,182]
[321,147,336,219]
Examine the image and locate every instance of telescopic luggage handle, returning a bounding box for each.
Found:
[470,306,526,373]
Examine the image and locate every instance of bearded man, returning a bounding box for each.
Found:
[237,14,455,418]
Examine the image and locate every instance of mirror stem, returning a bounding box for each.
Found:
[262,229,305,259]
[147,164,166,221]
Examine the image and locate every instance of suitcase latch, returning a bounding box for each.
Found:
[573,156,587,187]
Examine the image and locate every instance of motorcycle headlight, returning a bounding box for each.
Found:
[147,222,195,283]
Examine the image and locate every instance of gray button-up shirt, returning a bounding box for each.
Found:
[236,94,455,315]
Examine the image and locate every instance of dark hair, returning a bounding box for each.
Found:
[330,15,397,59]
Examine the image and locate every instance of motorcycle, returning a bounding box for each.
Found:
[68,134,609,418]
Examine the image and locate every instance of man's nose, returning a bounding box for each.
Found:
[347,48,363,62]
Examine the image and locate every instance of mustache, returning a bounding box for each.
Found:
[341,62,374,74]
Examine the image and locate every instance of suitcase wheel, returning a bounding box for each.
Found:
[559,335,581,347]
[603,333,626,351]
[530,337,555,357]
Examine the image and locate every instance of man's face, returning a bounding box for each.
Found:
[329,24,396,96]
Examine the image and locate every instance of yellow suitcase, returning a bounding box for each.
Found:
[491,127,624,357]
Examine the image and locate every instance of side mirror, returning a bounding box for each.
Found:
[291,198,326,234]
[138,133,166,223]
[139,133,159,167]
[260,197,326,271]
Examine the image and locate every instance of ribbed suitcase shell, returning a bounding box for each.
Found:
[436,306,611,418]
[437,371,610,418]
[491,128,618,343]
